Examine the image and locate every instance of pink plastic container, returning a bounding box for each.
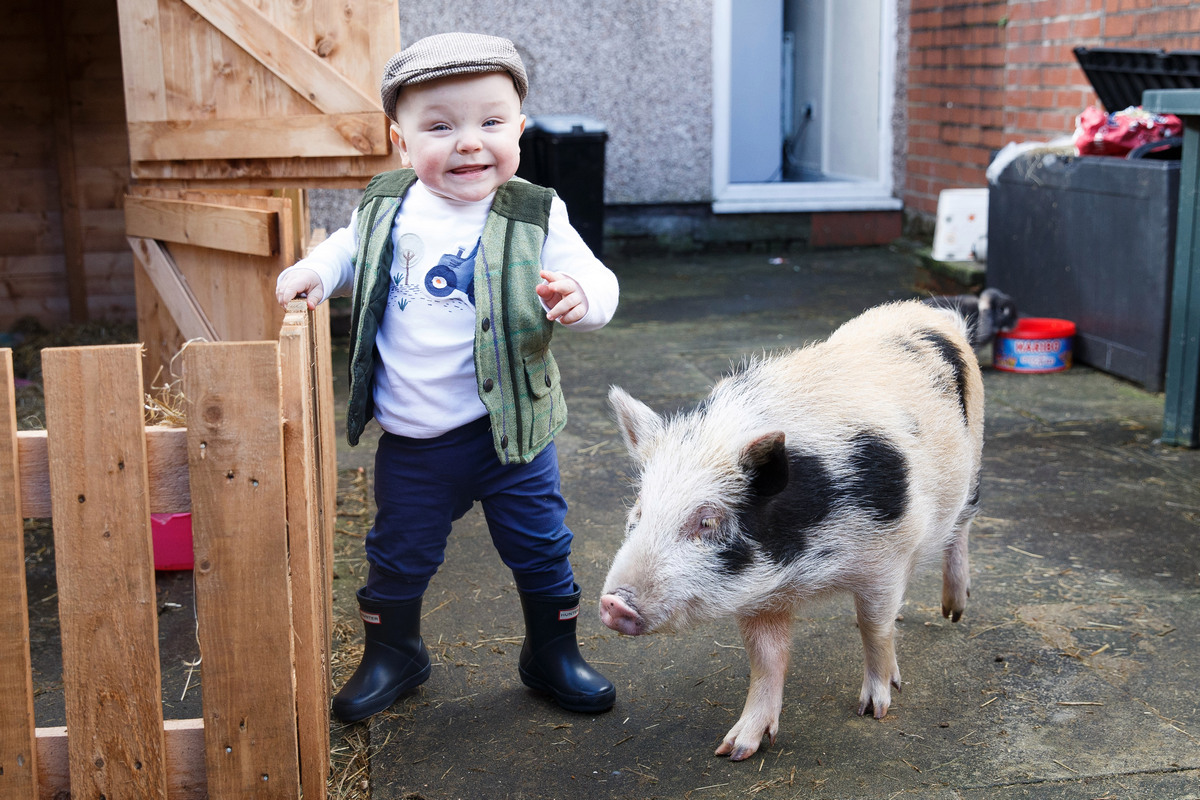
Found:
[150,512,194,571]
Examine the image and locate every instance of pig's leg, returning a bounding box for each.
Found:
[853,585,904,719]
[941,517,972,622]
[715,607,793,762]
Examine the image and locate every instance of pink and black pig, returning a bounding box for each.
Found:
[600,300,984,761]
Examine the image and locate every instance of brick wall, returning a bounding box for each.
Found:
[903,0,1200,222]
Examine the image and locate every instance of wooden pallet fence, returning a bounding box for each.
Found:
[0,300,336,800]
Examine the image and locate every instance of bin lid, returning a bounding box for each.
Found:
[527,115,607,134]
[1074,46,1200,112]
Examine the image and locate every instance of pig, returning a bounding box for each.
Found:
[599,300,984,762]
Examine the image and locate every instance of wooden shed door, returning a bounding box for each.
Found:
[115,0,401,187]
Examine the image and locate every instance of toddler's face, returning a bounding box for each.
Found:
[391,72,525,203]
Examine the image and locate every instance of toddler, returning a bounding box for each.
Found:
[276,32,618,722]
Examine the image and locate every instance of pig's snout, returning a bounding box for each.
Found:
[600,591,644,636]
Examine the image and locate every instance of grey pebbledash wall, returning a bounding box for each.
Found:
[395,0,714,206]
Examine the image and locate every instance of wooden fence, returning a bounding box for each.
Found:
[0,300,337,799]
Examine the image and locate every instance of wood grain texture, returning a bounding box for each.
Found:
[125,196,280,256]
[42,344,168,800]
[180,0,378,114]
[36,719,207,800]
[127,236,221,343]
[17,425,190,519]
[184,341,300,798]
[127,113,390,160]
[0,349,37,799]
[279,303,330,800]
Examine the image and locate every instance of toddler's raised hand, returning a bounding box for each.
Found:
[536,270,589,324]
[276,268,324,310]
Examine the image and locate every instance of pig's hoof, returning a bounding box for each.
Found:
[857,674,901,719]
[715,718,776,761]
[942,581,970,622]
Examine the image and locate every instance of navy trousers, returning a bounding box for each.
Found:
[361,415,575,604]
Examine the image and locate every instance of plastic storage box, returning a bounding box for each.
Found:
[987,152,1179,390]
[516,116,608,258]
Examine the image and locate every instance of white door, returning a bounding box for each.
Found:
[713,0,901,212]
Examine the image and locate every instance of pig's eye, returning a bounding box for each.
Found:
[624,502,642,536]
[685,506,724,540]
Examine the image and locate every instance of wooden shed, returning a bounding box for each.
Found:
[4,0,402,377]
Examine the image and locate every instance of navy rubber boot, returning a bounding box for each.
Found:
[518,584,616,713]
[332,594,432,722]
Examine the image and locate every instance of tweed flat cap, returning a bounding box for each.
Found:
[380,33,528,120]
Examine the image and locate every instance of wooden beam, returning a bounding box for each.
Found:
[42,345,168,800]
[127,237,220,343]
[17,426,190,519]
[180,0,379,115]
[36,720,207,800]
[128,113,390,162]
[44,0,88,323]
[1,350,37,800]
[126,198,279,257]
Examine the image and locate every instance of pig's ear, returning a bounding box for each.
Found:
[609,386,663,461]
[740,431,789,497]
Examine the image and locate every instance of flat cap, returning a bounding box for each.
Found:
[380,32,528,120]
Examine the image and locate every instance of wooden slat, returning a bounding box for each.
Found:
[279,303,329,800]
[36,719,207,800]
[185,342,300,799]
[126,197,280,257]
[17,426,190,519]
[115,0,168,122]
[128,153,403,187]
[367,0,402,90]
[128,113,390,161]
[180,0,379,115]
[312,301,338,626]
[42,345,168,800]
[127,237,221,343]
[0,349,37,799]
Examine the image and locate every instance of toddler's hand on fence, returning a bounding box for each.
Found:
[276,268,324,310]
[537,270,589,325]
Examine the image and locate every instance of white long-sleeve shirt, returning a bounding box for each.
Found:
[280,181,619,438]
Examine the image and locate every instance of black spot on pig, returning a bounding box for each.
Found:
[916,328,969,420]
[715,535,756,575]
[740,451,837,564]
[844,431,908,523]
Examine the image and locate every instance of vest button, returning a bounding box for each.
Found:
[545,374,552,387]
[481,318,491,332]
[483,378,494,392]
[500,435,509,449]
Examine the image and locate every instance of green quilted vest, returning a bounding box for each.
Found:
[345,169,566,465]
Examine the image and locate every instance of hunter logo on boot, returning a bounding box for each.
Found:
[559,606,579,621]
[360,610,382,624]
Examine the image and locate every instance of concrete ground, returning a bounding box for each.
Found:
[21,245,1200,799]
[333,248,1200,799]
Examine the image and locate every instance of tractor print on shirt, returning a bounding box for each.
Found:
[424,239,478,305]
[389,236,479,312]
